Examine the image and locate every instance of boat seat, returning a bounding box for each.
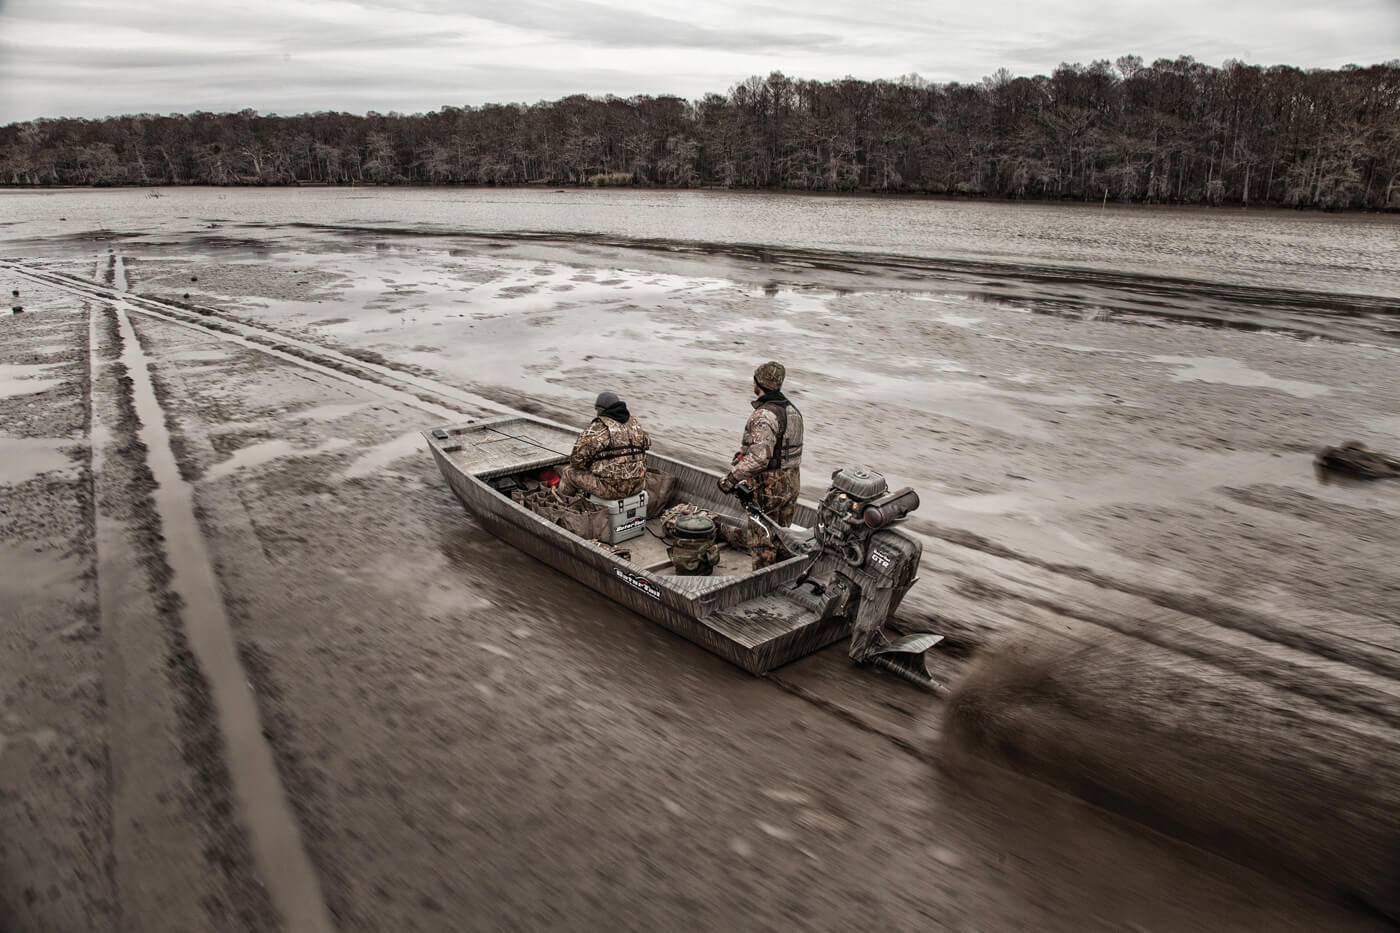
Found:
[586,490,649,544]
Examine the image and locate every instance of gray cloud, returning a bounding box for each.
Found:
[0,42,276,73]
[1,0,1396,124]
[423,0,841,51]
[3,0,469,55]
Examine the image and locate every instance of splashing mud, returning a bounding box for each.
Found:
[943,633,1400,920]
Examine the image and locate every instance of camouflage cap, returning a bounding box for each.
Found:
[753,360,785,390]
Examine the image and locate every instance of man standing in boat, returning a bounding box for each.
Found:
[557,391,650,500]
[718,361,803,568]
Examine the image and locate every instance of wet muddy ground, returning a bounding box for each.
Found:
[1,224,1397,931]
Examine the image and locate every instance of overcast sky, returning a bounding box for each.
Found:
[1,0,1396,124]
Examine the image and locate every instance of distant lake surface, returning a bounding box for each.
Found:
[3,186,1398,299]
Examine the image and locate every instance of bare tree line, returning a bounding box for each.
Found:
[2,57,1398,209]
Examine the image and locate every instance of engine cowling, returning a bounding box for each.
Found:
[815,467,920,570]
[808,467,925,662]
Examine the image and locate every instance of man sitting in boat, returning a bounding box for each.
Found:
[557,391,651,500]
[717,361,803,569]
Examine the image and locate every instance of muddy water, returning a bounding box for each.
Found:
[0,436,77,484]
[179,312,1393,928]
[0,361,66,399]
[3,187,1397,300]
[203,437,354,482]
[1151,355,1334,398]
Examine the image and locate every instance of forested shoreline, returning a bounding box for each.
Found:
[3,57,1398,210]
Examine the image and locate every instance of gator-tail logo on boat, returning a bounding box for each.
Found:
[615,568,662,600]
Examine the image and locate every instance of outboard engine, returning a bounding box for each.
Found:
[805,467,942,685]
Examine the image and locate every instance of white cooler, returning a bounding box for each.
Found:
[587,491,649,544]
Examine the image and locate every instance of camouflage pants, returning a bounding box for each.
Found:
[746,468,800,570]
[557,465,643,501]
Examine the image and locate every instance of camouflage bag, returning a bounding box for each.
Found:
[644,469,679,518]
[664,511,721,576]
[512,488,562,522]
[659,502,716,537]
[554,494,610,540]
[515,488,609,540]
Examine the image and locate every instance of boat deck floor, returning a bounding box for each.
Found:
[619,517,841,659]
[618,518,753,577]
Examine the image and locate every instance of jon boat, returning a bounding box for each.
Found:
[424,414,942,684]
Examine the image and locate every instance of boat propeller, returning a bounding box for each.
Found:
[864,633,947,692]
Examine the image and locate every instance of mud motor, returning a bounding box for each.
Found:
[727,466,942,686]
[797,467,942,685]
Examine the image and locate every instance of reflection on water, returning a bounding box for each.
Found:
[204,437,354,483]
[0,362,65,399]
[1151,356,1333,399]
[0,436,78,484]
[925,448,1400,563]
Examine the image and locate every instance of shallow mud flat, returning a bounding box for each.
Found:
[1,221,1397,931]
[115,229,1400,613]
[0,293,111,930]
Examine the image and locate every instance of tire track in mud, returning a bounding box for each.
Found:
[113,305,335,932]
[914,519,1400,681]
[90,293,217,931]
[5,260,501,424]
[89,282,335,932]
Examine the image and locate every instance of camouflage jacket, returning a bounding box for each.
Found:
[569,415,650,488]
[725,393,803,484]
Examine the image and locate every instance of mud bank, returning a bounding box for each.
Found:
[0,297,110,930]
